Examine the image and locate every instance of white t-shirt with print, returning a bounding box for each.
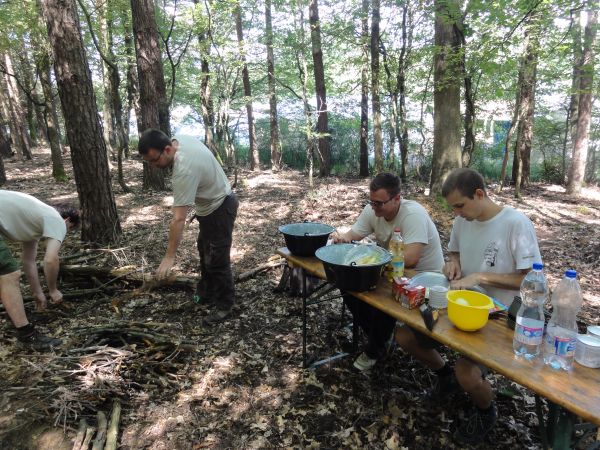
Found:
[351,199,444,273]
[172,135,231,216]
[448,206,542,306]
[0,190,66,243]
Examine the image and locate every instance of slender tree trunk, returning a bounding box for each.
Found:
[370,0,383,173]
[2,52,32,160]
[397,1,411,181]
[460,28,476,167]
[131,0,170,190]
[96,0,116,160]
[511,13,541,195]
[309,0,330,176]
[40,0,121,244]
[568,11,583,148]
[0,109,11,158]
[123,10,139,144]
[359,0,369,177]
[567,5,597,195]
[265,0,281,171]
[234,1,259,170]
[429,0,462,194]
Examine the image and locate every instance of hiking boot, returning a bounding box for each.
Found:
[425,373,461,401]
[203,309,231,325]
[454,402,498,445]
[18,330,62,352]
[353,352,377,372]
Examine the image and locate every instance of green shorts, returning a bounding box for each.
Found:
[0,235,19,275]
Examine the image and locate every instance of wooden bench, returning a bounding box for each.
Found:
[276,247,600,449]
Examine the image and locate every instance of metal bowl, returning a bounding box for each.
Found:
[278,222,335,256]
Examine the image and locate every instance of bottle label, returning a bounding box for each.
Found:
[546,334,576,356]
[391,260,404,277]
[515,320,543,345]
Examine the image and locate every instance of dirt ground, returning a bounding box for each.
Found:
[0,148,599,449]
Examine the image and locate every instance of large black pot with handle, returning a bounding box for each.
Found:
[315,243,391,292]
[278,222,335,256]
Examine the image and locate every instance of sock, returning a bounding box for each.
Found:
[434,364,452,377]
[16,323,35,338]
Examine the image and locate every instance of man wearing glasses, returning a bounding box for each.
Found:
[138,129,239,325]
[333,172,444,371]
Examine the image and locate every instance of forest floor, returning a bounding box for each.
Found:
[1,148,599,450]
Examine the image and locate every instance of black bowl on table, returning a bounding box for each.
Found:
[278,222,335,257]
[315,243,392,292]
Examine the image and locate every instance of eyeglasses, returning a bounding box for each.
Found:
[367,197,395,208]
[145,150,163,164]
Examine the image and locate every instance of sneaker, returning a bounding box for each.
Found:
[353,352,377,371]
[18,330,62,352]
[425,373,460,401]
[203,309,231,325]
[454,402,498,445]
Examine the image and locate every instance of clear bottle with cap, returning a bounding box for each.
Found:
[388,228,405,280]
[543,269,582,370]
[512,263,548,360]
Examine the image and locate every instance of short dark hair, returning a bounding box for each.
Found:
[441,168,486,199]
[138,129,171,155]
[54,203,81,226]
[370,172,401,198]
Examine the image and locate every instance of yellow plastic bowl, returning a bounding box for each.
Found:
[447,290,494,332]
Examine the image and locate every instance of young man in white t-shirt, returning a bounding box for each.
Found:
[396,168,542,445]
[138,129,239,325]
[333,172,444,371]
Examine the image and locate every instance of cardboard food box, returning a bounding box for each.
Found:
[400,285,426,309]
[392,277,411,301]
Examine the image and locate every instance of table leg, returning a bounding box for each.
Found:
[536,395,576,450]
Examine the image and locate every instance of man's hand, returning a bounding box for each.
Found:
[156,256,175,280]
[331,231,351,243]
[449,272,481,290]
[49,289,63,305]
[443,259,462,281]
[34,293,48,312]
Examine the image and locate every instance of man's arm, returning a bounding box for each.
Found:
[21,241,46,310]
[404,242,424,268]
[332,229,364,243]
[449,269,528,291]
[43,238,63,304]
[156,205,190,279]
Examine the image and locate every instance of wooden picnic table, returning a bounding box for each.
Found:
[276,247,600,448]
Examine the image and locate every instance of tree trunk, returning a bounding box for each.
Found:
[429,0,462,194]
[130,0,170,190]
[359,0,369,177]
[370,0,383,173]
[38,62,66,180]
[459,27,475,167]
[234,2,259,171]
[568,11,583,149]
[567,5,597,195]
[511,12,541,194]
[397,1,411,182]
[40,0,122,244]
[265,0,281,171]
[0,109,11,158]
[309,0,330,176]
[2,51,32,160]
[123,8,139,146]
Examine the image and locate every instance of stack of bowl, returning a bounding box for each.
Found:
[428,285,449,309]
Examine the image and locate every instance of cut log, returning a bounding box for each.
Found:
[92,411,107,450]
[72,418,87,450]
[81,426,96,450]
[104,401,121,450]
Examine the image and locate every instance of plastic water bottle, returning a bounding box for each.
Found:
[543,270,582,370]
[389,228,405,280]
[513,263,548,360]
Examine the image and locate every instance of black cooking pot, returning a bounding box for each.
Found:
[315,243,392,292]
[278,222,335,256]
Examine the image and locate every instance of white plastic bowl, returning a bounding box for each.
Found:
[575,334,600,368]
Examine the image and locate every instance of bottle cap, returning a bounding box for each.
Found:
[394,227,401,232]
[565,269,577,279]
[532,263,543,270]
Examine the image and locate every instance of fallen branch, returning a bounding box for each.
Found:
[91,411,107,450]
[235,258,285,283]
[72,418,87,450]
[81,425,96,450]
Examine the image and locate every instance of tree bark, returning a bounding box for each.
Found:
[370,0,383,173]
[429,0,462,194]
[309,0,330,176]
[130,0,170,190]
[40,0,122,244]
[567,4,597,195]
[234,1,259,171]
[265,0,281,171]
[359,0,369,177]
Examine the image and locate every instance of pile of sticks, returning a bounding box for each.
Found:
[71,402,120,450]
